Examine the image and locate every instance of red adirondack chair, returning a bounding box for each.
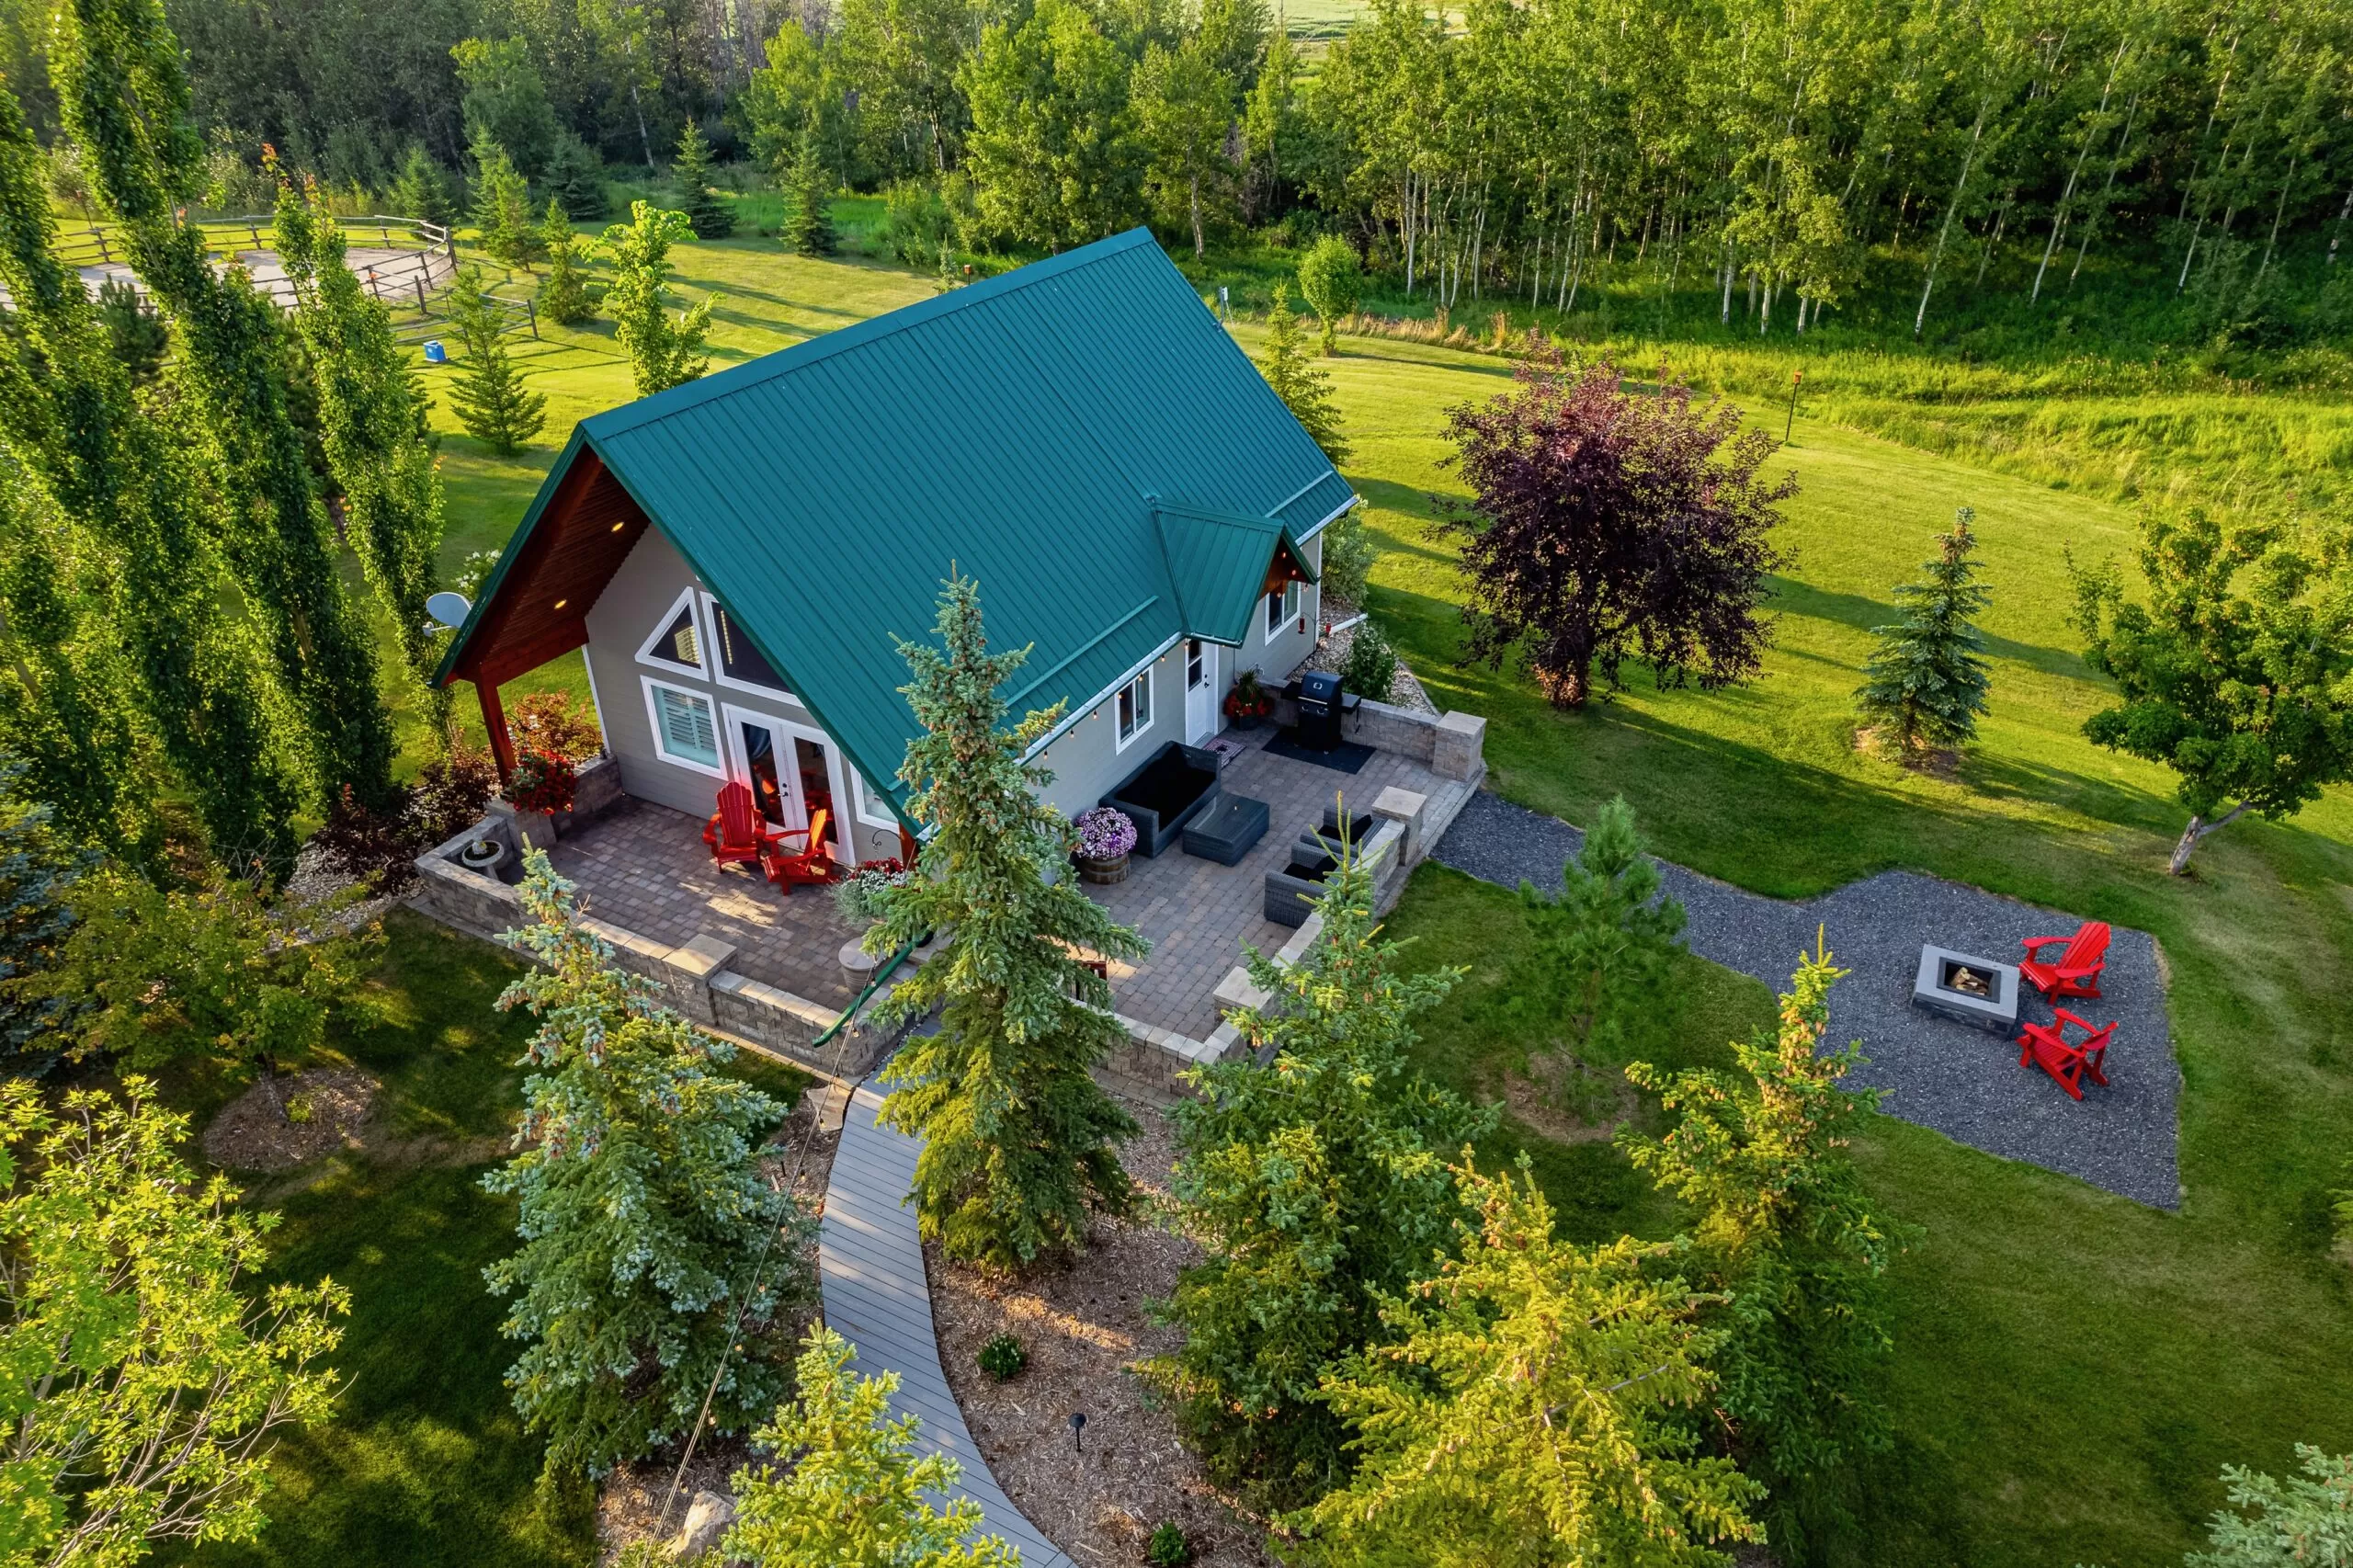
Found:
[762,808,838,890]
[2018,1010,2117,1100]
[703,782,778,870]
[2018,920,2109,1001]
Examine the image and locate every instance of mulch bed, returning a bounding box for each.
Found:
[201,1068,380,1172]
[928,1105,1278,1568]
[1303,595,1438,718]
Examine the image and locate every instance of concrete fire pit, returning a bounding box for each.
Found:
[1911,945,2019,1034]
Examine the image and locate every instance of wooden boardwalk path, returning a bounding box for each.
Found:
[820,1082,1074,1567]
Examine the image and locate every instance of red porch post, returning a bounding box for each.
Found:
[478,679,517,783]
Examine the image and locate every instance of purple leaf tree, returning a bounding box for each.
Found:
[1444,348,1796,708]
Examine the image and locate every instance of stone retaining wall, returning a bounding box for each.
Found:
[409,779,905,1079]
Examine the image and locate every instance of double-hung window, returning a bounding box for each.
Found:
[1115,669,1153,749]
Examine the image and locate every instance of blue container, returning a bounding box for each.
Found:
[423,339,447,364]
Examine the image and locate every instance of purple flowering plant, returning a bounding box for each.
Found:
[1074,806,1138,860]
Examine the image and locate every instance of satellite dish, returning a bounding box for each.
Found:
[426,591,473,631]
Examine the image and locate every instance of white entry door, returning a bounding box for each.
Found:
[1184,638,1217,744]
[724,703,853,864]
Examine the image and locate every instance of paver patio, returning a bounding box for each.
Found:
[1083,724,1461,1038]
[542,723,1463,1039]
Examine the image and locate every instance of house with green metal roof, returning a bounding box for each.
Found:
[436,227,1353,866]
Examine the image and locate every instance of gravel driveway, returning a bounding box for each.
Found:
[1433,791,2182,1210]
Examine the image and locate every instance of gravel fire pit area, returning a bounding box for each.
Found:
[1436,791,2181,1209]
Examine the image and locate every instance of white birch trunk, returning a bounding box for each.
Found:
[1915,106,1987,338]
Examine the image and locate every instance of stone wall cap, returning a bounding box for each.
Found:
[1371,785,1427,819]
[668,933,739,979]
[1436,710,1487,736]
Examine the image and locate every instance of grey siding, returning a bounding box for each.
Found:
[581,531,908,866]
[1031,528,1325,820]
[583,522,1331,850]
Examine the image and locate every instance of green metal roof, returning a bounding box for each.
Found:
[1154,504,1317,648]
[442,228,1354,822]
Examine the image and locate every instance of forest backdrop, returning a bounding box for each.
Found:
[5,0,2350,365]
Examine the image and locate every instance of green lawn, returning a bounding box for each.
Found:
[160,912,808,1568]
[403,235,2353,1567]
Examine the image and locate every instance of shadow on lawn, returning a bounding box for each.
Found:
[1767,576,2089,675]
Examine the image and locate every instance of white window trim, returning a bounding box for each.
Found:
[1114,667,1154,752]
[642,676,727,778]
[851,768,900,831]
[722,701,855,864]
[636,585,709,678]
[699,592,797,699]
[1263,580,1300,644]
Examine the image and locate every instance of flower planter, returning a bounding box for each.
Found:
[1074,851,1131,885]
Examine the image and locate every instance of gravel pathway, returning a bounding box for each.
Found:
[1434,791,2181,1210]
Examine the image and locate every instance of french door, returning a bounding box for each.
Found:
[1184,638,1217,744]
[724,703,853,864]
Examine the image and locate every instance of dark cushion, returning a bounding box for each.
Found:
[1115,747,1217,820]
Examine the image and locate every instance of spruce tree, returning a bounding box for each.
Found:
[1297,1162,1766,1566]
[544,131,607,221]
[597,201,714,397]
[1143,831,1490,1503]
[468,129,541,266]
[1512,795,1687,1072]
[673,119,734,239]
[0,83,298,872]
[444,267,547,455]
[48,0,399,813]
[1854,507,1993,759]
[389,143,455,228]
[722,1326,1020,1567]
[274,171,449,728]
[1257,282,1349,465]
[1621,942,1902,1562]
[782,131,836,256]
[868,576,1148,1273]
[483,851,813,1481]
[537,199,593,324]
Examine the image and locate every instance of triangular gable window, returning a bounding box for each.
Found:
[637,586,707,676]
[708,599,792,696]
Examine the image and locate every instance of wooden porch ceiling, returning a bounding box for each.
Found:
[444,448,651,778]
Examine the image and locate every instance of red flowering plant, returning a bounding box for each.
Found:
[506,751,578,815]
[1222,669,1274,720]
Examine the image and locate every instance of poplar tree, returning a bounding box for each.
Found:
[1622,942,1899,1562]
[445,267,548,455]
[1145,834,1488,1503]
[274,169,449,727]
[869,575,1148,1273]
[1854,509,1994,759]
[598,201,716,397]
[48,0,398,812]
[483,851,813,1481]
[1132,37,1233,259]
[1296,1162,1766,1567]
[0,83,298,872]
[1257,282,1349,464]
[673,119,734,239]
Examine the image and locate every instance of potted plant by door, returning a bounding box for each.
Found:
[1223,669,1274,730]
[1073,805,1138,884]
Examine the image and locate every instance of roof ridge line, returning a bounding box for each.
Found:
[584,228,1162,440]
